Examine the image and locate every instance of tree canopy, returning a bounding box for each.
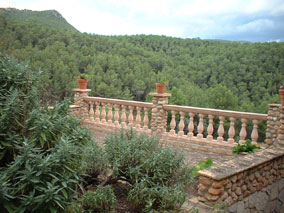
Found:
[1,9,284,113]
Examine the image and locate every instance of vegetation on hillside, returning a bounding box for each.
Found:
[0,8,283,114]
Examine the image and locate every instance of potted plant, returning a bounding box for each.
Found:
[232,139,260,155]
[279,85,284,106]
[155,74,169,94]
[77,74,89,89]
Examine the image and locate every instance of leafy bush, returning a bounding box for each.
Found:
[0,55,105,212]
[232,139,260,155]
[81,186,117,212]
[192,159,213,177]
[105,129,194,212]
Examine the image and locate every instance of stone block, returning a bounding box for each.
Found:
[255,192,268,212]
[212,179,227,189]
[204,193,219,201]
[208,186,224,195]
[198,183,208,192]
[199,176,212,186]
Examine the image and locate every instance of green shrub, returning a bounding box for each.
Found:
[192,159,213,177]
[0,137,84,212]
[82,186,116,212]
[232,139,260,155]
[0,55,105,212]
[105,129,194,212]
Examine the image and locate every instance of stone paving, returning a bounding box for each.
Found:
[175,147,237,167]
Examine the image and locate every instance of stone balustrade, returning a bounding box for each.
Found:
[72,88,274,154]
[163,105,267,146]
[83,96,153,133]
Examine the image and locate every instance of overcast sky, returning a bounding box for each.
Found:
[2,0,284,42]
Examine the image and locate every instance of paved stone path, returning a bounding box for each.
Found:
[176,147,237,167]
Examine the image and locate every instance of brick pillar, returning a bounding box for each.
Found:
[265,104,281,145]
[277,106,284,147]
[72,88,91,123]
[149,92,171,134]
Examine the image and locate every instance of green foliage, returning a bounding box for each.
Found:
[232,139,260,155]
[0,138,83,213]
[1,10,283,113]
[0,55,105,212]
[105,129,194,212]
[81,186,117,212]
[79,73,88,80]
[192,159,213,177]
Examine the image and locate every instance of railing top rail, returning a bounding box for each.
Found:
[84,96,153,108]
[163,104,267,120]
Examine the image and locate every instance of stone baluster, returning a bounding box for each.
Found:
[187,112,194,138]
[107,104,113,126]
[128,106,134,127]
[89,102,95,122]
[178,112,185,136]
[95,102,100,123]
[114,104,120,127]
[217,116,225,142]
[228,117,236,143]
[207,114,214,141]
[136,107,141,129]
[251,119,259,145]
[121,105,127,128]
[143,107,149,130]
[239,118,247,144]
[170,110,176,135]
[197,113,204,139]
[101,103,106,123]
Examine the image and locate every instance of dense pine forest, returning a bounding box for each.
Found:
[1,8,284,113]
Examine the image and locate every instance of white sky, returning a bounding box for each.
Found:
[1,0,284,41]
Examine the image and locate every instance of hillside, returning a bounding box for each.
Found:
[0,8,284,114]
[0,7,77,31]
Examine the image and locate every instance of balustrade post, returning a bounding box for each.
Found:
[170,111,176,135]
[143,108,149,130]
[197,113,204,139]
[251,119,259,145]
[178,112,185,136]
[89,102,95,122]
[217,116,225,142]
[107,104,113,126]
[136,107,142,129]
[239,118,247,144]
[228,117,236,143]
[128,106,134,127]
[72,88,91,123]
[207,115,214,141]
[187,112,194,138]
[95,102,100,123]
[150,92,171,135]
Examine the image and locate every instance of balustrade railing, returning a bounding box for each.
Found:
[83,96,153,132]
[163,105,267,145]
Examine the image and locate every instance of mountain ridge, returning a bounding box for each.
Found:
[0,7,77,32]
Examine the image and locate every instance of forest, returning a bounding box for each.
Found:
[1,8,284,114]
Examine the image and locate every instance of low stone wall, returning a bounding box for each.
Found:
[227,178,284,212]
[197,146,284,212]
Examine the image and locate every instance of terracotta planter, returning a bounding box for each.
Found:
[155,83,166,94]
[279,89,284,106]
[77,78,88,89]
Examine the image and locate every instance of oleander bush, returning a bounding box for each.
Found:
[0,55,105,212]
[105,129,195,212]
